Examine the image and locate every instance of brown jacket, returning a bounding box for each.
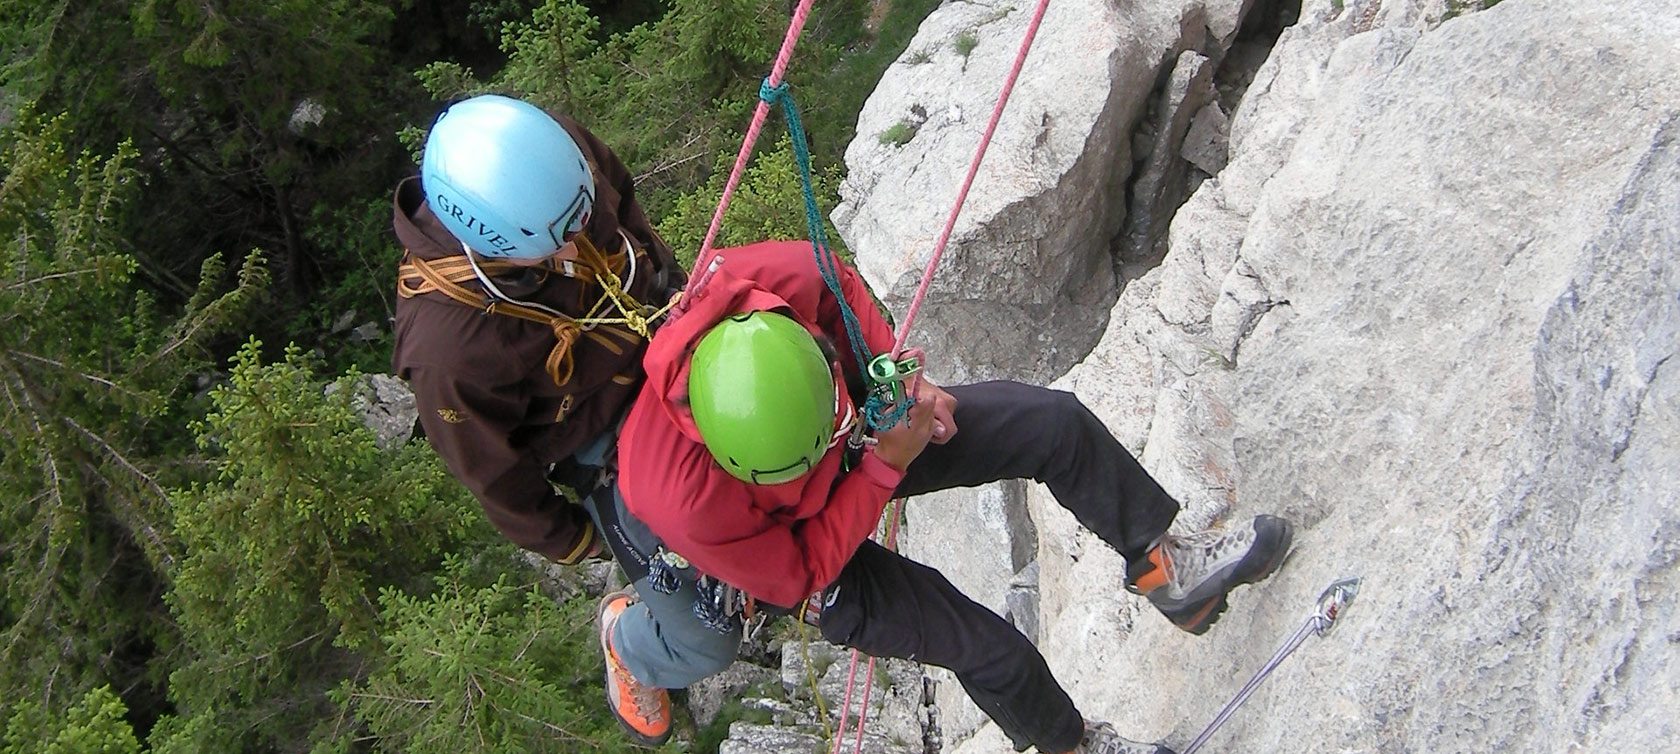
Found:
[391,113,684,564]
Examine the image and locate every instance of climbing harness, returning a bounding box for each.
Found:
[1180,578,1362,754]
[397,229,679,386]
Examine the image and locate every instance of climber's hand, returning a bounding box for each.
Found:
[916,379,958,444]
[873,392,938,471]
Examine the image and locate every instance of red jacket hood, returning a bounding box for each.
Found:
[641,258,821,444]
[618,241,903,607]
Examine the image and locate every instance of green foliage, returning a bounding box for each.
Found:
[879,120,918,146]
[954,31,979,58]
[4,685,142,754]
[0,108,266,723]
[343,556,648,754]
[5,0,428,368]
[693,698,773,754]
[297,198,402,374]
[657,136,847,266]
[1444,0,1504,20]
[161,341,488,749]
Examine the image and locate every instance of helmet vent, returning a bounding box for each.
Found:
[520,228,537,236]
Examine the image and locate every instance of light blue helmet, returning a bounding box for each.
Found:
[420,95,595,260]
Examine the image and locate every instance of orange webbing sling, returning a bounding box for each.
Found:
[396,233,678,386]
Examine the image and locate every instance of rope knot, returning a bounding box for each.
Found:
[545,319,582,386]
[759,78,790,104]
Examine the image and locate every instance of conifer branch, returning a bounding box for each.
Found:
[7,350,136,395]
[219,631,328,670]
[145,250,269,370]
[348,692,436,706]
[2,269,94,290]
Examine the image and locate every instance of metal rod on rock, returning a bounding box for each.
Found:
[1180,578,1362,754]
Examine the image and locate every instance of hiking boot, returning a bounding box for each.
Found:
[1127,514,1294,635]
[1059,720,1175,754]
[597,588,672,747]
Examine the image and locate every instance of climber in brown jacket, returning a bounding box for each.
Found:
[390,94,684,565]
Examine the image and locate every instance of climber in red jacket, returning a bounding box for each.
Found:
[608,240,1294,754]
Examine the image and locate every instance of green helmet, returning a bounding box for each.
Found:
[689,311,835,485]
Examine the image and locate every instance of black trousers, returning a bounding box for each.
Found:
[816,381,1180,753]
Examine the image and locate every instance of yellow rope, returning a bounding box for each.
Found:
[795,602,835,743]
[572,233,683,337]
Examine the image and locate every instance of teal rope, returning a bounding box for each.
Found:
[759,79,910,431]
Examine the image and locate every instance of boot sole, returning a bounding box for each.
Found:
[598,590,674,748]
[1155,515,1294,635]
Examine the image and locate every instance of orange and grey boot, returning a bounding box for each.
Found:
[1126,515,1293,635]
[597,588,673,747]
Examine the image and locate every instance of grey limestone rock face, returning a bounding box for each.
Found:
[845,0,1680,751]
[719,723,828,754]
[331,373,418,450]
[780,637,929,750]
[1025,0,1680,752]
[835,0,1264,387]
[686,661,781,730]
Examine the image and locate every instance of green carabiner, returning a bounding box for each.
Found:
[867,352,922,404]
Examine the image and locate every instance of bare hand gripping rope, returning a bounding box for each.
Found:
[1181,578,1362,754]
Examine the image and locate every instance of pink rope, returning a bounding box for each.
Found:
[685,0,820,299]
[828,1,1053,744]
[830,653,865,754]
[827,500,907,754]
[852,656,878,752]
[891,0,1053,358]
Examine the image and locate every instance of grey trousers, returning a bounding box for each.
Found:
[579,482,741,688]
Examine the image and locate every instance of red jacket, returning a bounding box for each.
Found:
[618,241,902,608]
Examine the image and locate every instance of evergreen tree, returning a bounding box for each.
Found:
[3,685,143,754]
[341,557,650,754]
[0,108,265,730]
[155,343,489,751]
[1,0,434,364]
[657,135,848,265]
